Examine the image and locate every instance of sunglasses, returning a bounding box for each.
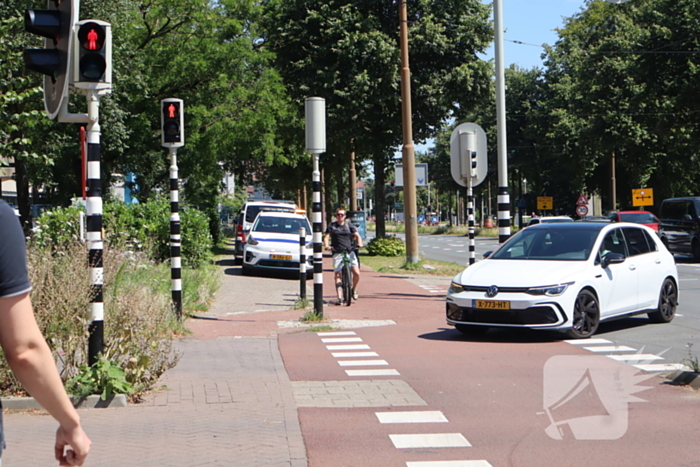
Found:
[336,213,346,217]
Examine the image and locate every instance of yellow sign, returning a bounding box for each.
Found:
[537,196,553,210]
[632,188,654,207]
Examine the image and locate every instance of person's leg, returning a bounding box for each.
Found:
[332,254,343,303]
[350,252,360,299]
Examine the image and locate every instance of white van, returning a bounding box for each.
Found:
[233,200,298,264]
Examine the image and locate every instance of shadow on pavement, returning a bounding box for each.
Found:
[216,259,237,267]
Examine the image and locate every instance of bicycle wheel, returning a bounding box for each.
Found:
[342,263,352,306]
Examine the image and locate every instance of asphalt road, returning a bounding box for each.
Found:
[372,230,700,371]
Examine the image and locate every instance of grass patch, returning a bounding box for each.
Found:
[360,254,464,276]
[293,296,311,310]
[305,325,336,332]
[366,223,518,237]
[301,311,324,322]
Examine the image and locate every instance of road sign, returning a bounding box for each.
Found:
[356,188,363,200]
[576,194,588,206]
[431,216,439,224]
[395,163,428,187]
[418,215,425,224]
[537,196,553,210]
[632,188,654,207]
[576,205,589,217]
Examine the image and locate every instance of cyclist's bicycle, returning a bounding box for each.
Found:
[339,250,353,306]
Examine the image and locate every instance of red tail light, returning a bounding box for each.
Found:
[237,222,246,243]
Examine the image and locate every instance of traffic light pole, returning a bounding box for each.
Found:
[86,90,104,366]
[169,147,182,320]
[467,176,475,266]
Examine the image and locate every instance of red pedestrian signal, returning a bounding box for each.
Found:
[161,98,184,147]
[74,20,112,89]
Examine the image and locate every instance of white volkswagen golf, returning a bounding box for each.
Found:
[446,222,679,339]
[242,211,313,276]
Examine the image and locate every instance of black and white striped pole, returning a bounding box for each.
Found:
[451,123,487,266]
[85,90,104,366]
[161,98,184,320]
[299,227,307,300]
[494,0,511,243]
[305,97,325,318]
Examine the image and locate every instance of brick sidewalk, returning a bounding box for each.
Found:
[2,254,445,466]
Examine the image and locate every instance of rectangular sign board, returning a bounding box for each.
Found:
[537,196,553,210]
[395,163,428,187]
[632,188,653,207]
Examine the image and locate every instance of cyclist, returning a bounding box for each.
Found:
[323,208,363,305]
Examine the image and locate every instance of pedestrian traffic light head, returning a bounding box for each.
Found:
[74,19,112,90]
[161,98,185,148]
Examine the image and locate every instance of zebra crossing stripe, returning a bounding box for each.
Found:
[406,461,493,467]
[345,369,400,376]
[634,363,690,372]
[326,344,370,350]
[607,354,664,361]
[331,352,379,358]
[584,346,636,352]
[337,360,388,367]
[317,331,357,336]
[376,411,448,424]
[321,337,363,343]
[564,338,612,345]
[389,433,471,449]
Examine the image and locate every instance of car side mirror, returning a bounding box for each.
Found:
[601,252,625,269]
[683,214,693,221]
[483,251,492,259]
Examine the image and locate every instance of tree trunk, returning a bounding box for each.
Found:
[14,157,32,235]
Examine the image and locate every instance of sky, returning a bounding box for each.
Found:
[404,0,589,155]
[482,0,589,69]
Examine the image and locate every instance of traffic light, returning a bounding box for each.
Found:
[74,20,112,90]
[470,150,477,177]
[23,0,76,119]
[161,98,184,148]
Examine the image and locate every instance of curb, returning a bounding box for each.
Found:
[664,370,700,389]
[1,394,127,410]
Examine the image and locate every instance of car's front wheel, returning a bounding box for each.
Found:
[648,278,677,323]
[566,290,600,339]
[455,324,489,335]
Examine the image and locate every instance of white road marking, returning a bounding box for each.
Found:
[407,462,493,467]
[634,363,691,372]
[565,338,612,345]
[376,411,448,424]
[607,354,664,361]
[321,337,363,343]
[346,369,400,376]
[317,331,356,336]
[331,352,379,358]
[584,346,636,352]
[326,344,371,350]
[338,359,388,366]
[389,433,471,449]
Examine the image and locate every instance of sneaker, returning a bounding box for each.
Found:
[352,289,359,300]
[335,298,343,306]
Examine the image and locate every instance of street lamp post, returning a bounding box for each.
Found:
[494,0,511,244]
[399,0,419,263]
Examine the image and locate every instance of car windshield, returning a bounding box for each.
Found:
[253,216,312,235]
[619,212,657,223]
[491,227,599,261]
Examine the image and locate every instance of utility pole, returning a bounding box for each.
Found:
[399,0,419,263]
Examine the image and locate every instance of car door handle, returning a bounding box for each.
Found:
[629,264,636,271]
[655,259,661,264]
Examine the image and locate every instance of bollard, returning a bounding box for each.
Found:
[299,227,307,300]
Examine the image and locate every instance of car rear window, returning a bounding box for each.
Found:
[245,205,295,223]
[619,213,658,223]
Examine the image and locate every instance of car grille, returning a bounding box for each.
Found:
[446,302,559,325]
[459,285,531,294]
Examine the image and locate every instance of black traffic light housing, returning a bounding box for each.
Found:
[161,98,184,148]
[24,0,76,119]
[74,19,112,90]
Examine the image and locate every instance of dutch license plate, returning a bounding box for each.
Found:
[271,254,292,261]
[474,300,510,310]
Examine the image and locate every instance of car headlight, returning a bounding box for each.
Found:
[247,235,259,246]
[448,282,466,294]
[526,281,574,296]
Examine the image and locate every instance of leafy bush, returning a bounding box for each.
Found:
[32,199,213,268]
[366,235,406,257]
[67,358,134,400]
